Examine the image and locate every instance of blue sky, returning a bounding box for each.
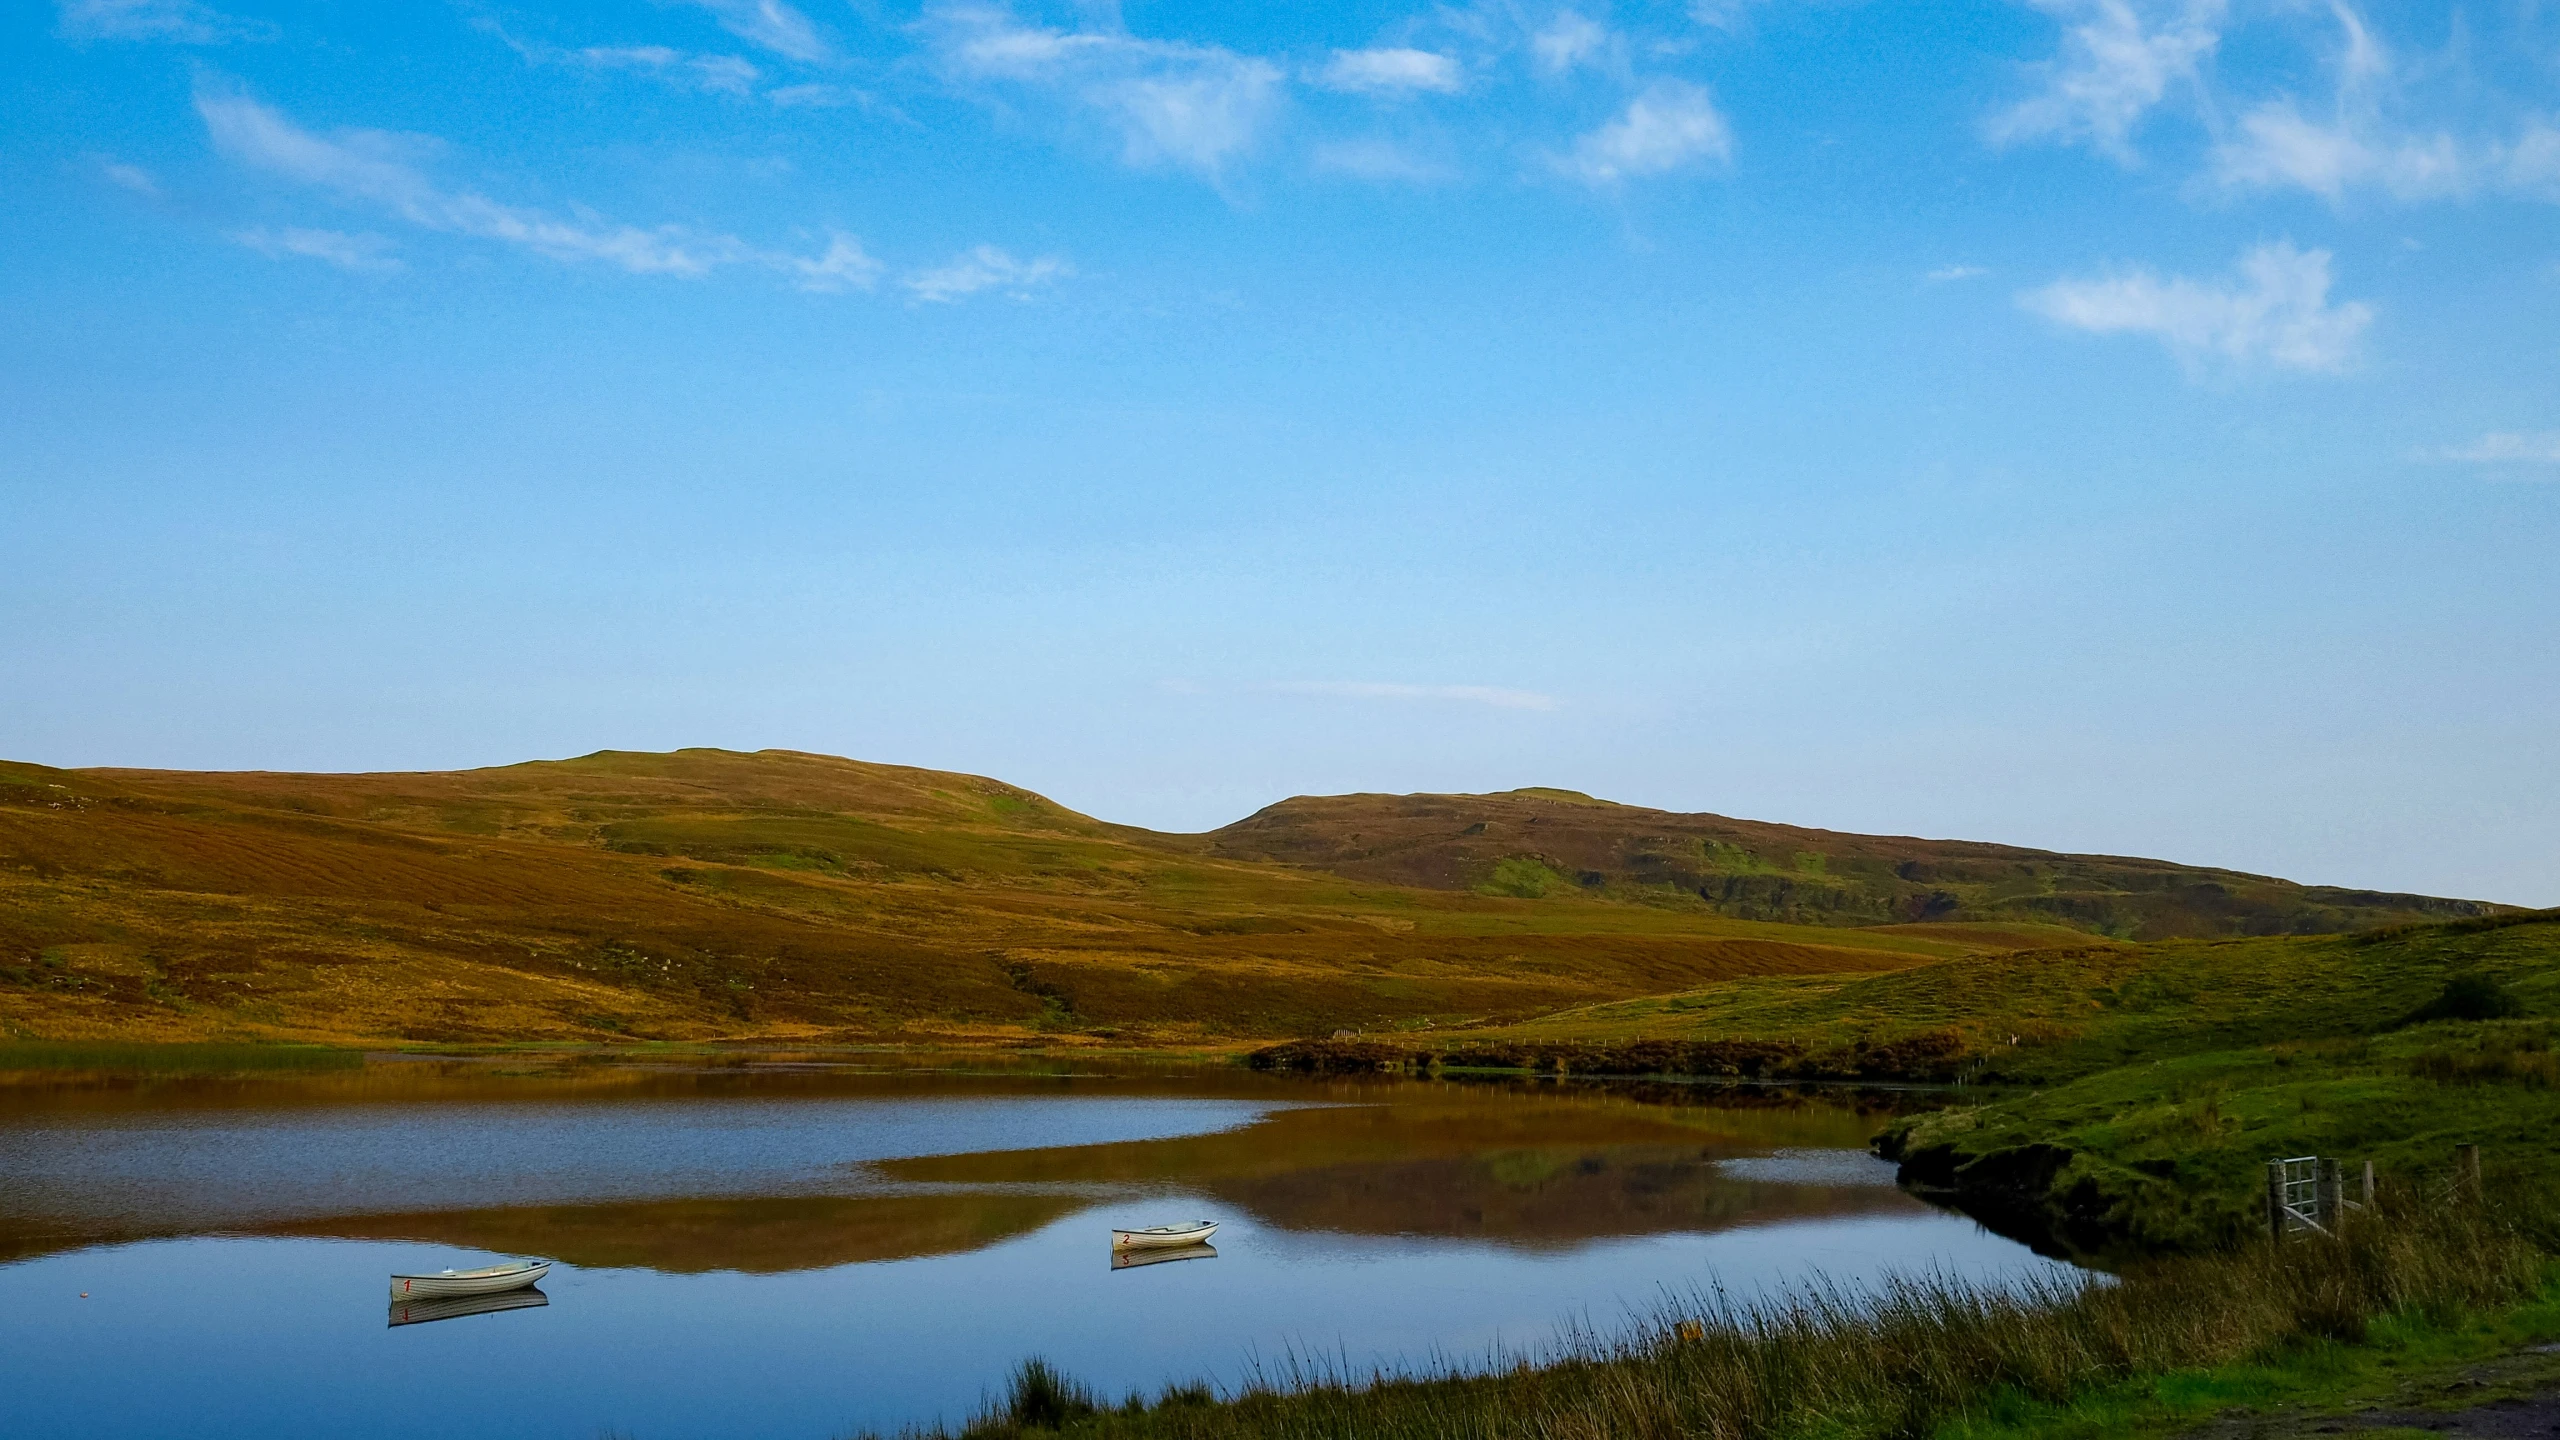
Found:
[3,0,2556,904]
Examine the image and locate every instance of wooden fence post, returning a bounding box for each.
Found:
[2457,1144,2482,1199]
[2362,1159,2375,1208]
[2267,1160,2287,1241]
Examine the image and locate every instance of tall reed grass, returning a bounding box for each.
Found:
[934,1190,2549,1440]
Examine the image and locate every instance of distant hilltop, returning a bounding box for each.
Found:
[1200,786,2504,940]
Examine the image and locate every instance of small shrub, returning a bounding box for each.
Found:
[2403,974,2525,1026]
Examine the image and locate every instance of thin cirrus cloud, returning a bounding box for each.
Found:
[1559,80,1733,185]
[1988,0,2225,161]
[922,4,1746,189]
[1315,47,1463,96]
[676,0,833,65]
[99,159,161,194]
[2209,100,2465,203]
[231,225,401,272]
[2020,241,2372,374]
[1310,138,1450,184]
[2201,4,2464,204]
[904,245,1071,303]
[474,18,810,104]
[766,83,880,110]
[2212,106,2560,208]
[1270,682,1559,712]
[54,0,264,44]
[1998,0,2558,209]
[1529,12,1612,75]
[2436,432,2560,466]
[193,84,877,289]
[562,45,762,98]
[922,3,1285,178]
[2200,5,2560,210]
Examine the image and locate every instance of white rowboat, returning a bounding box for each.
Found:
[388,1287,549,1327]
[389,1260,551,1300]
[1111,1220,1217,1250]
[1111,1242,1216,1271]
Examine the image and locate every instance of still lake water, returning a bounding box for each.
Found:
[0,1059,2073,1439]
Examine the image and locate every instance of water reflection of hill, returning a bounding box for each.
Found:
[1206,1149,1913,1245]
[888,1089,1920,1247]
[277,1192,1092,1273]
[0,1071,1925,1270]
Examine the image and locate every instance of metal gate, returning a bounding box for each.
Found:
[2274,1155,2326,1236]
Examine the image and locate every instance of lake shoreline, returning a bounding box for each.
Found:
[888,1197,2559,1440]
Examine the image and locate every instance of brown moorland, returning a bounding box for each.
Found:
[0,748,2500,1048]
[1204,788,2500,937]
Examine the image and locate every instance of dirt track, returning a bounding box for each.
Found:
[2181,1344,2560,1438]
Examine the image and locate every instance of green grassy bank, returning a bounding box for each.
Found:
[1257,912,2560,1260]
[907,1194,2554,1440]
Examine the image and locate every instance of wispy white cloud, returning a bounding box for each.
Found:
[1102,64,1286,174]
[1271,681,1559,711]
[1688,0,1772,33]
[1530,11,1611,75]
[1927,264,1990,282]
[1317,47,1463,96]
[788,233,882,292]
[2435,432,2560,465]
[2021,241,2371,374]
[2507,122,2560,199]
[1311,138,1449,184]
[905,245,1070,302]
[1989,0,2225,161]
[99,159,161,195]
[570,45,762,97]
[766,82,876,109]
[1559,80,1731,184]
[54,0,262,44]
[2203,4,2468,202]
[195,85,858,286]
[676,0,831,64]
[476,20,767,100]
[199,86,733,273]
[2003,0,2560,208]
[922,4,1285,178]
[2209,100,2466,201]
[231,225,401,272]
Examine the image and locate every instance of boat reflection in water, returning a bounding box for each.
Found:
[388,1287,551,1328]
[1110,1243,1216,1272]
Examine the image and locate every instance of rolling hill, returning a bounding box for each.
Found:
[0,749,2506,1048]
[1202,787,2497,939]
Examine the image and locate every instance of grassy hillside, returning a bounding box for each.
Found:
[0,749,1988,1047]
[1202,788,2505,939]
[1341,912,2560,1259]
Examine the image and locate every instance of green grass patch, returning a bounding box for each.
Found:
[1937,1265,2560,1439]
[1476,857,1571,899]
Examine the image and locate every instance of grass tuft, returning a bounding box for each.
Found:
[965,1359,1102,1436]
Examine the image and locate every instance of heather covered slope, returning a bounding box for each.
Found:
[0,749,1967,1046]
[1201,787,2501,939]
